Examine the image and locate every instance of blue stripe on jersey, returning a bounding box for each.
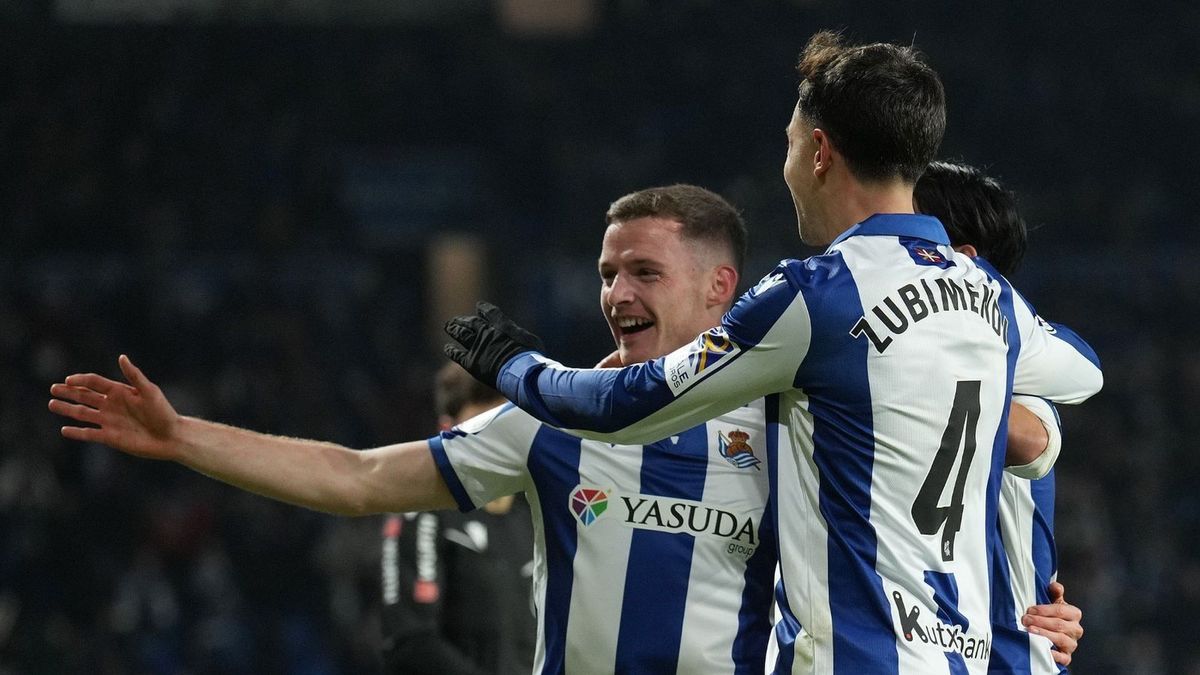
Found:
[733,394,781,674]
[1046,322,1101,371]
[771,580,800,675]
[726,262,809,346]
[526,427,584,675]
[614,424,709,672]
[990,471,1066,674]
[1030,471,1066,673]
[987,275,1026,673]
[733,502,775,673]
[764,391,782,576]
[765,394,796,675]
[924,571,970,675]
[427,436,476,512]
[989,528,1030,674]
[794,251,898,673]
[1030,470,1057,599]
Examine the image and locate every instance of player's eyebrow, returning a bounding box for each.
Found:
[600,255,664,271]
[623,257,663,267]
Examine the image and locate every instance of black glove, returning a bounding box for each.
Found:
[444,301,545,388]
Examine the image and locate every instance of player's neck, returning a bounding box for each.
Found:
[824,178,916,242]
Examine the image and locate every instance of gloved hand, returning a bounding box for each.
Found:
[444,301,545,388]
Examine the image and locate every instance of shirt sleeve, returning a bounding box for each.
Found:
[427,403,540,512]
[1009,291,1103,404]
[495,261,814,444]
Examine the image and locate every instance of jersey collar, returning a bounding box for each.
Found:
[828,213,950,249]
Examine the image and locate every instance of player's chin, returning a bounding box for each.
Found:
[618,341,655,367]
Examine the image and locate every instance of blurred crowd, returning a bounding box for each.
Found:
[2,2,1198,673]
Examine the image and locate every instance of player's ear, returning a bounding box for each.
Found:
[812,128,834,177]
[954,244,979,258]
[708,264,739,308]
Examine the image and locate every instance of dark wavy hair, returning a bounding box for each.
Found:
[915,161,1028,275]
[796,31,946,184]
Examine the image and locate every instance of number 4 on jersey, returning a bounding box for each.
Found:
[911,380,982,562]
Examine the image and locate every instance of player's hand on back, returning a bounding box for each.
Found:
[49,354,183,461]
[1022,580,1083,666]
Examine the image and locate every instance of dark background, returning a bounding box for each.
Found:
[2,0,1197,672]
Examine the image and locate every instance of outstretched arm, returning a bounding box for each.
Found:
[49,355,455,515]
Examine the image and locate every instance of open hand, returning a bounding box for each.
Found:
[49,355,182,461]
[444,301,544,388]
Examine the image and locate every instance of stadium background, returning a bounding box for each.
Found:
[2,0,1196,672]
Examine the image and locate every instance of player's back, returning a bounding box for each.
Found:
[774,222,1013,674]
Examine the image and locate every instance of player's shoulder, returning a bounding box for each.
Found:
[777,251,853,281]
[442,402,542,442]
[740,256,845,306]
[775,249,871,315]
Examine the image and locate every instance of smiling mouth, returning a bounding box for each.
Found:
[616,317,654,337]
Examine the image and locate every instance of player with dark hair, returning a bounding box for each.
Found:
[792,32,945,185]
[445,31,1102,673]
[50,175,1082,672]
[915,161,1028,276]
[50,185,780,673]
[916,161,1082,672]
[380,363,534,675]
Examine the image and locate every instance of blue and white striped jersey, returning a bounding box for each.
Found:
[991,328,1079,675]
[492,214,1103,674]
[992,468,1064,674]
[428,400,778,675]
[992,393,1066,674]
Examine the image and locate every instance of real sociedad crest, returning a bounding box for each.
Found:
[718,429,761,470]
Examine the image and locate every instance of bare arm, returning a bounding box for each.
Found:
[1005,395,1062,479]
[49,355,455,516]
[1005,402,1049,466]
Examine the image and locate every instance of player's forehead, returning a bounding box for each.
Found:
[786,102,805,130]
[598,216,695,268]
[787,104,819,143]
